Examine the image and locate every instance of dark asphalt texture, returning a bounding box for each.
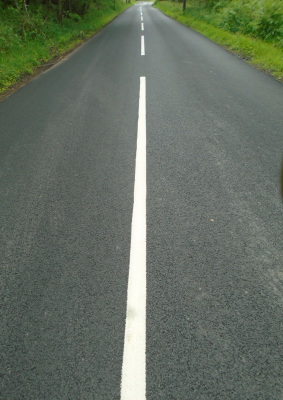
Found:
[1,2,283,399]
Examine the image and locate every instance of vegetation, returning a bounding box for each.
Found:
[154,0,283,81]
[0,0,131,93]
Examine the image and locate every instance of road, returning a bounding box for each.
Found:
[1,2,283,399]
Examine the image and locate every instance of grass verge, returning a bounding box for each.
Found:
[0,0,132,97]
[154,1,283,82]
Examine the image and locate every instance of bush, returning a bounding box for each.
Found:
[215,0,283,43]
[255,0,283,42]
[179,0,283,45]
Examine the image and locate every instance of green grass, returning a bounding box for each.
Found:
[0,0,132,94]
[154,1,283,82]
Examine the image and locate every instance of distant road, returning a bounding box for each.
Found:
[1,2,283,399]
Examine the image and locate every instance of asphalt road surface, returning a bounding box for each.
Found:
[1,2,283,399]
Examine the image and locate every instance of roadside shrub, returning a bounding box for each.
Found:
[255,0,283,42]
[0,23,22,53]
[182,0,283,45]
[217,0,283,42]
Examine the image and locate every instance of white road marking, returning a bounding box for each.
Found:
[141,36,145,56]
[141,15,143,21]
[141,23,144,31]
[120,77,147,400]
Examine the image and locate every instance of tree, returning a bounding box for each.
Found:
[58,0,63,20]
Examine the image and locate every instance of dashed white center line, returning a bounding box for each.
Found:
[120,77,147,400]
[141,36,145,56]
[141,23,144,31]
[141,15,143,21]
